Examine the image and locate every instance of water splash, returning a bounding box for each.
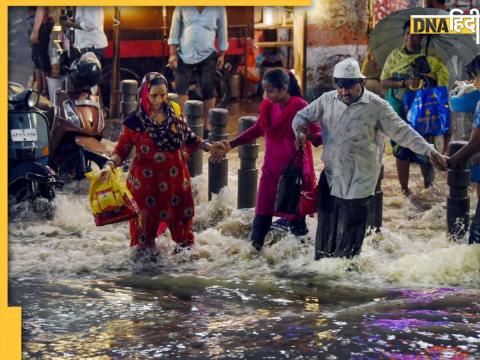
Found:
[8,152,480,289]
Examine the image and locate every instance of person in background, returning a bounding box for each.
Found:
[60,6,108,62]
[218,68,322,251]
[168,6,228,138]
[381,20,449,196]
[293,58,448,260]
[28,6,54,97]
[256,47,284,96]
[447,55,480,244]
[424,0,453,151]
[104,73,226,260]
[361,49,386,98]
[254,30,285,97]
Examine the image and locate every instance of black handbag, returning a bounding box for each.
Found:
[275,150,303,214]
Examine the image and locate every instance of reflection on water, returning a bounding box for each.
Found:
[10,277,479,359]
[8,151,480,358]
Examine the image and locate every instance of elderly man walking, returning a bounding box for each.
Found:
[293,58,448,260]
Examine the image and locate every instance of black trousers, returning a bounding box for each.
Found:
[315,172,371,259]
[29,20,54,72]
[251,215,308,251]
[251,215,272,251]
[469,201,480,244]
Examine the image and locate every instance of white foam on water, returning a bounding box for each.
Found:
[8,151,480,289]
[9,191,131,278]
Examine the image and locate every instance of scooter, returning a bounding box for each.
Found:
[8,83,61,219]
[49,53,111,182]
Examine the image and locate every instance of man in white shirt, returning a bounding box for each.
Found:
[293,58,447,260]
[168,6,228,137]
[60,6,108,61]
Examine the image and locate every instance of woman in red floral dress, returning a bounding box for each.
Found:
[105,72,219,257]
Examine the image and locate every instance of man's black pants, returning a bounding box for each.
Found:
[315,172,371,260]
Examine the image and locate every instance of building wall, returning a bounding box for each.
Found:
[304,0,422,101]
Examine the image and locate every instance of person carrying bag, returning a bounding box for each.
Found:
[275,149,318,216]
[216,68,322,251]
[380,20,450,195]
[293,57,448,261]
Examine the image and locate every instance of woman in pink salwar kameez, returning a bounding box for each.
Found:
[225,68,322,250]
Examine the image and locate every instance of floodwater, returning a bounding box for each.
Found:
[8,141,480,359]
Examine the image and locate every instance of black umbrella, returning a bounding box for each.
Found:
[369,7,479,84]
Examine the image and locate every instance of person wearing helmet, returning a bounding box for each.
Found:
[293,58,448,260]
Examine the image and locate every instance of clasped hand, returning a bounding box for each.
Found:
[209,140,231,163]
[429,150,448,171]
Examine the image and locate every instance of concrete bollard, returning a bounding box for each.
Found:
[367,165,384,233]
[208,108,229,200]
[237,116,259,209]
[447,140,470,240]
[120,80,138,119]
[184,100,204,177]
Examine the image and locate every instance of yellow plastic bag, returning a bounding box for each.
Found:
[85,167,140,226]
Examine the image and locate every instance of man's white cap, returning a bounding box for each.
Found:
[333,58,366,79]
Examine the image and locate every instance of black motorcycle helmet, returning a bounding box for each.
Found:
[68,52,102,90]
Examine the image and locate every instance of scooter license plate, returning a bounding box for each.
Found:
[11,128,38,142]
